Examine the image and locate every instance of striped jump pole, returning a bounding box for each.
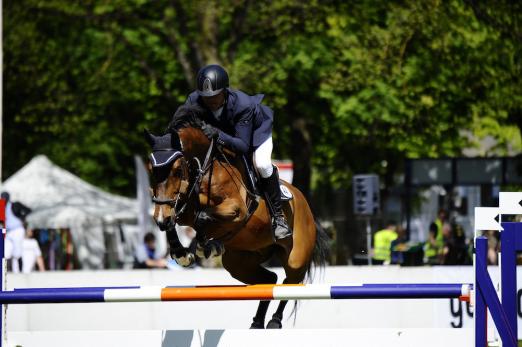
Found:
[0,283,471,304]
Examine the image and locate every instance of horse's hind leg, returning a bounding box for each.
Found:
[222,250,277,329]
[266,278,295,329]
[266,266,308,329]
[266,300,288,329]
[251,300,271,329]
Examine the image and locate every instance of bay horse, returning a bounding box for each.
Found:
[145,105,329,329]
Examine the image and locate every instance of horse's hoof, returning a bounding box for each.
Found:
[266,317,282,329]
[170,246,188,259]
[210,241,225,257]
[174,253,195,267]
[196,240,225,259]
[250,320,264,329]
[195,243,205,258]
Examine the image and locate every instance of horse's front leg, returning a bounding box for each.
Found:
[166,226,195,267]
[193,199,244,259]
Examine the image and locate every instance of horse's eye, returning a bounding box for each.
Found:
[172,167,182,177]
[152,166,171,183]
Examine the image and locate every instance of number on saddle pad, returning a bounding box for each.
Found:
[279,184,293,201]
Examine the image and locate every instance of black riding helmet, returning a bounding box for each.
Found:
[196,64,229,97]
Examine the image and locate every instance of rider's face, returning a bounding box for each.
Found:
[202,91,225,112]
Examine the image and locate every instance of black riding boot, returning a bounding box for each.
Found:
[260,167,292,240]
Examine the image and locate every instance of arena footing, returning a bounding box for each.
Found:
[8,328,472,347]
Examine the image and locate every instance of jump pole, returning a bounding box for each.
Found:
[0,283,471,304]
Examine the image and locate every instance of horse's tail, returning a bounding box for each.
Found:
[305,219,331,283]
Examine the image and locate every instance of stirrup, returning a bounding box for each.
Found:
[273,216,292,240]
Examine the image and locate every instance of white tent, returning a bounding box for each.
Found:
[1,155,140,269]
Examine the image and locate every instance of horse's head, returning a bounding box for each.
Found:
[145,129,191,231]
[146,105,214,230]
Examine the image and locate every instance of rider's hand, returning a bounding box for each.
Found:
[202,124,219,139]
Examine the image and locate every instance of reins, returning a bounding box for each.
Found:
[172,138,216,224]
[214,145,258,200]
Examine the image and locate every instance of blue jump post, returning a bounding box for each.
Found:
[475,236,516,346]
[501,222,522,337]
[0,198,5,347]
[474,222,521,347]
[475,236,487,346]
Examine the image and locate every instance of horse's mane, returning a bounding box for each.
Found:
[166,104,207,132]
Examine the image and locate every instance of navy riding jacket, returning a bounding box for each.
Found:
[185,88,273,154]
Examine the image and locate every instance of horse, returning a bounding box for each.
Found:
[145,104,329,329]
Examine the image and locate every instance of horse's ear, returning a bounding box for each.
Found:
[171,131,182,150]
[143,128,155,147]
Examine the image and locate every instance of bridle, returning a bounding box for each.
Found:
[151,139,216,225]
[151,155,189,210]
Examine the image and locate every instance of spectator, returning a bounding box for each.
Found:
[434,209,447,248]
[22,228,45,273]
[134,232,167,269]
[0,197,5,228]
[424,209,448,265]
[1,192,31,273]
[442,222,471,265]
[390,225,407,265]
[485,230,500,265]
[373,221,398,265]
[424,223,439,264]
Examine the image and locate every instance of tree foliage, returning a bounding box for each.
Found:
[4,0,521,197]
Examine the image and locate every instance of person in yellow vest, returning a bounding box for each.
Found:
[424,223,439,264]
[434,209,447,250]
[424,209,447,265]
[373,221,398,265]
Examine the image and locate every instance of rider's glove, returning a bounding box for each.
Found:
[202,124,219,140]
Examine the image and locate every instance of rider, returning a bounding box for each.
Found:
[184,64,291,241]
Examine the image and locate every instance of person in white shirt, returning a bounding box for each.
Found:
[1,192,31,273]
[134,232,167,269]
[22,228,45,273]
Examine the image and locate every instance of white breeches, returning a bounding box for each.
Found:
[7,227,25,273]
[7,227,25,259]
[253,137,274,178]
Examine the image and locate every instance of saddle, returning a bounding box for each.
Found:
[241,155,293,217]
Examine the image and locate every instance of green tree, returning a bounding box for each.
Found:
[316,1,521,191]
[3,0,521,200]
